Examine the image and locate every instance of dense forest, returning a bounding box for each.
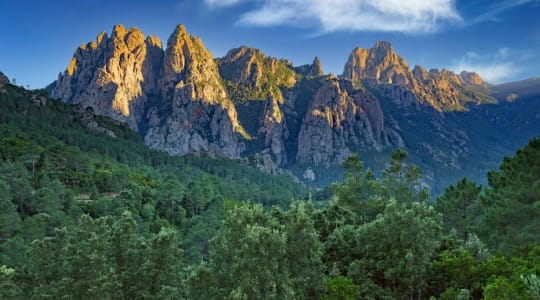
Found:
[1,83,539,299]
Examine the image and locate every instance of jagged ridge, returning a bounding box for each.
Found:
[49,24,540,192]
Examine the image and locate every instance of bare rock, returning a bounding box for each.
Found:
[342,41,495,111]
[295,57,324,78]
[296,78,402,165]
[52,24,245,159]
[51,25,155,131]
[144,24,245,158]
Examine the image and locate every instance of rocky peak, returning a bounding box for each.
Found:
[53,24,246,159]
[162,25,192,84]
[460,71,488,88]
[124,27,145,51]
[51,24,154,129]
[312,57,323,76]
[96,32,108,45]
[218,46,296,102]
[295,56,324,78]
[342,41,413,87]
[146,35,162,48]
[219,46,267,86]
[162,24,228,103]
[373,41,392,51]
[342,42,495,111]
[296,77,403,165]
[142,24,246,158]
[111,24,127,38]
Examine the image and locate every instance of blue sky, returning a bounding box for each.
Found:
[0,0,539,88]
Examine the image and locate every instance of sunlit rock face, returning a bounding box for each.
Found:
[296,76,404,165]
[144,25,245,158]
[53,27,512,187]
[342,41,495,112]
[52,24,245,158]
[52,25,162,130]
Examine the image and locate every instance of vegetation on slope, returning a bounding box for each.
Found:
[0,82,539,299]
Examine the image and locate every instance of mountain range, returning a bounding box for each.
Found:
[47,24,540,192]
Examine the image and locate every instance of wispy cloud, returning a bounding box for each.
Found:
[450,48,524,84]
[205,0,247,7]
[469,0,537,24]
[203,0,462,33]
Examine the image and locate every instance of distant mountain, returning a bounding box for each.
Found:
[49,24,540,193]
[491,77,540,101]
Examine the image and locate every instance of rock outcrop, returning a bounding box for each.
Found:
[218,46,296,102]
[143,25,245,158]
[73,105,117,138]
[295,57,324,78]
[297,76,403,165]
[52,26,518,190]
[51,25,160,130]
[52,24,245,158]
[342,41,495,111]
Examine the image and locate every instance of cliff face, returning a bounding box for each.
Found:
[52,24,245,158]
[51,26,533,191]
[217,46,298,164]
[218,46,297,103]
[342,41,495,111]
[143,25,245,158]
[296,77,403,165]
[51,25,160,130]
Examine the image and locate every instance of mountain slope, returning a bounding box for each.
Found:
[49,24,540,193]
[1,75,307,206]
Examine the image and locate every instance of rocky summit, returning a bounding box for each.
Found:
[52,24,245,158]
[51,24,540,191]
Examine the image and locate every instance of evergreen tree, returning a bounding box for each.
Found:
[348,200,442,298]
[436,178,482,239]
[479,138,540,253]
[0,180,22,241]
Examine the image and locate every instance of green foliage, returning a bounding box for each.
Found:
[0,180,22,241]
[187,202,325,299]
[332,150,429,224]
[24,213,183,299]
[478,138,540,254]
[0,82,539,299]
[348,200,442,299]
[436,178,482,239]
[323,276,361,300]
[0,265,22,299]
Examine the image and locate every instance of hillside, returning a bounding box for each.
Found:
[0,75,309,265]
[1,73,539,298]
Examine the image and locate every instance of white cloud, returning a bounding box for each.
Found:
[203,0,462,33]
[450,48,523,84]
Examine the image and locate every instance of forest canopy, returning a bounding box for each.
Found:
[0,83,539,299]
